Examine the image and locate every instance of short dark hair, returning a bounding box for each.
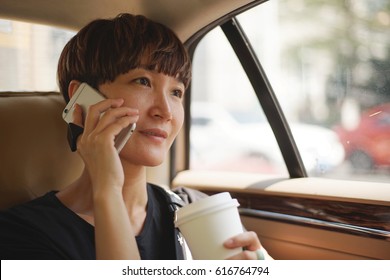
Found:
[57,13,191,102]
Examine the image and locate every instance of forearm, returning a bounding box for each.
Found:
[93,191,140,260]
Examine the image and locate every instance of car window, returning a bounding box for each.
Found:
[0,19,75,92]
[190,0,390,183]
[190,27,289,176]
[237,0,390,183]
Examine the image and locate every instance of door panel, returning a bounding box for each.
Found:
[242,216,390,260]
[173,170,390,259]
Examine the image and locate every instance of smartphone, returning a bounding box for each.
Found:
[62,83,136,152]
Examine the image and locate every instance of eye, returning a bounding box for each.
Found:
[172,89,184,99]
[134,77,151,87]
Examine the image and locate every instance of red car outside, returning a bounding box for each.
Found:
[336,103,390,170]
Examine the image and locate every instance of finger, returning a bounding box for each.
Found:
[223,231,261,251]
[71,103,84,127]
[88,115,135,150]
[89,107,138,150]
[103,115,134,138]
[83,98,125,135]
[225,250,257,260]
[93,107,138,135]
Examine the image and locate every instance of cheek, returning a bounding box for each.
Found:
[173,105,185,131]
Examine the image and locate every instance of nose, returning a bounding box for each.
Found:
[150,92,173,121]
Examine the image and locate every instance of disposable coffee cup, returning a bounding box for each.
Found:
[175,192,243,260]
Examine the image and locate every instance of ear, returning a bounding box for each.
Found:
[68,80,81,100]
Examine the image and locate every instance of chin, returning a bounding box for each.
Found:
[146,161,164,167]
[142,155,165,167]
[120,148,166,167]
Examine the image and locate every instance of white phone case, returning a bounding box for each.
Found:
[62,83,105,123]
[62,83,135,152]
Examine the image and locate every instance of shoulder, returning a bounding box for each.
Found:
[0,191,60,223]
[0,191,95,259]
[0,192,58,258]
[171,186,209,204]
[148,183,208,206]
[0,191,74,241]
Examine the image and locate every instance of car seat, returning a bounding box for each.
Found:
[0,92,84,210]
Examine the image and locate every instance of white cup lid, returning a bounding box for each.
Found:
[175,192,239,227]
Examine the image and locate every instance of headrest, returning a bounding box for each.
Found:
[0,92,84,210]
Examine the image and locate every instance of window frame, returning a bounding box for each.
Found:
[220,18,306,178]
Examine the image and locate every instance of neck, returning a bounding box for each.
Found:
[122,163,148,211]
[57,162,149,226]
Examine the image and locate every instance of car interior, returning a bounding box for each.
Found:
[0,0,389,260]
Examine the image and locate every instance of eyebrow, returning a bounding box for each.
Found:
[135,66,185,86]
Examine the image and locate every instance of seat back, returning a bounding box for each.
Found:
[0,92,84,210]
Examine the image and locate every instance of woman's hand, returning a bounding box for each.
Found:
[223,231,273,260]
[72,98,138,194]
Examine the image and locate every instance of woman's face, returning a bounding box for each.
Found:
[98,68,185,167]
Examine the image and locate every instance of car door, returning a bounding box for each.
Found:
[171,0,390,260]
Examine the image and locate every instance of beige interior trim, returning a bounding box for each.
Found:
[173,170,390,205]
[266,177,390,205]
[0,0,256,41]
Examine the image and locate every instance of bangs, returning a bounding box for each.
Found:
[140,41,191,86]
[99,15,191,87]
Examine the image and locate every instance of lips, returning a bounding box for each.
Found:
[139,128,168,139]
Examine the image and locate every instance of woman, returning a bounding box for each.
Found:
[0,13,268,260]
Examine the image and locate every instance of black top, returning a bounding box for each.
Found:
[0,184,178,260]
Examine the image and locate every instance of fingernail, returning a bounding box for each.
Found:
[224,239,234,246]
